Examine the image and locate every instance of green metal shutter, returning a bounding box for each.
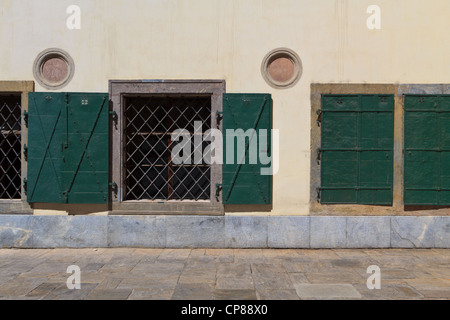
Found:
[27,92,109,204]
[320,94,394,205]
[404,95,450,205]
[222,93,272,204]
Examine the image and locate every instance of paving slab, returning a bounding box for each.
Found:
[252,272,294,290]
[415,289,450,299]
[0,278,44,297]
[234,249,267,262]
[288,273,310,285]
[178,272,217,284]
[394,285,425,299]
[250,262,286,274]
[128,288,174,300]
[353,284,421,300]
[157,248,191,261]
[42,283,98,300]
[294,284,362,300]
[305,270,365,284]
[282,261,326,273]
[131,261,185,274]
[172,283,215,300]
[213,289,257,300]
[117,275,180,290]
[216,275,255,290]
[85,289,132,300]
[405,278,450,290]
[217,262,252,276]
[95,278,121,290]
[256,289,300,300]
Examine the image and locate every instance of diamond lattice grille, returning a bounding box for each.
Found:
[124,96,211,201]
[0,95,22,199]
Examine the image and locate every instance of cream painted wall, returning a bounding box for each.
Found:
[1,0,449,215]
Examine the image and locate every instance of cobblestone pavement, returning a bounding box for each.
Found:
[0,248,448,300]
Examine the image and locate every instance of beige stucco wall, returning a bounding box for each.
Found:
[1,0,449,215]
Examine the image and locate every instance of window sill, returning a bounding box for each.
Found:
[110,201,224,216]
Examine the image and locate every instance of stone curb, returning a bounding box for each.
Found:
[0,215,448,248]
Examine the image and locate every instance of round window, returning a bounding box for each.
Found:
[33,48,75,90]
[261,48,302,89]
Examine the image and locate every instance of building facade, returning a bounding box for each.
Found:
[0,0,449,248]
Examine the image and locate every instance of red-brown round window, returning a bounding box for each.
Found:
[33,48,75,90]
[261,48,302,89]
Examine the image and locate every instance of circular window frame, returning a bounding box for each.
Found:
[261,48,302,89]
[33,48,75,90]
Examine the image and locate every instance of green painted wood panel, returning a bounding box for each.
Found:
[320,94,394,205]
[404,95,450,205]
[27,92,109,204]
[222,93,272,205]
[27,93,65,203]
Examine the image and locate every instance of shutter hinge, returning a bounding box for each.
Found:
[317,148,322,165]
[216,111,223,129]
[317,188,321,203]
[23,145,28,161]
[109,182,118,197]
[109,111,118,127]
[215,183,223,202]
[23,111,29,128]
[61,191,68,203]
[316,110,322,127]
[23,179,27,195]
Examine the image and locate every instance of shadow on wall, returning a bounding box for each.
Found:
[224,204,272,213]
[404,205,450,212]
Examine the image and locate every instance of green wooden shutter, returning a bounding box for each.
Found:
[222,93,272,204]
[27,93,65,203]
[404,95,450,205]
[27,92,109,204]
[320,94,394,205]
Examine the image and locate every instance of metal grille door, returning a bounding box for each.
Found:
[124,96,211,201]
[0,94,22,199]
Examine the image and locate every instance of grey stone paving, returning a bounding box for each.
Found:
[0,248,448,300]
